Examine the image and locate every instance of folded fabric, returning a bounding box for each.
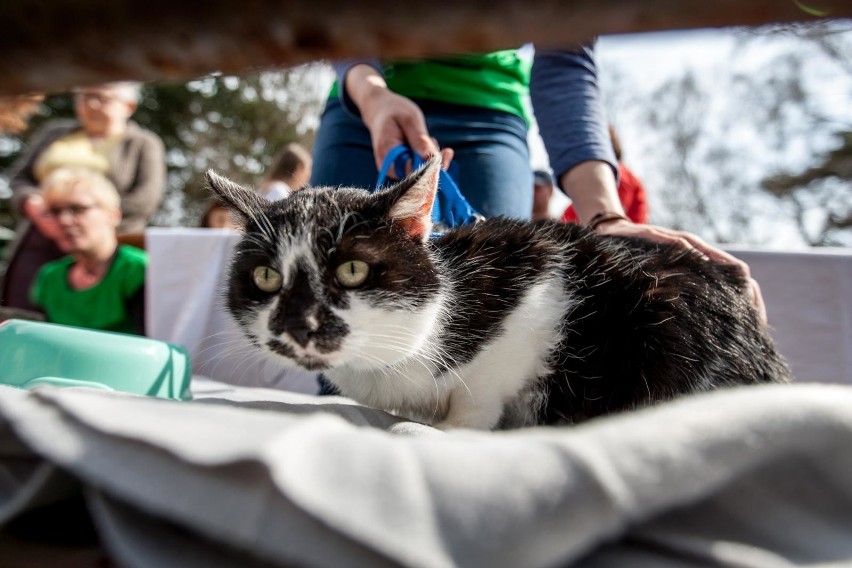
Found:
[1,380,851,567]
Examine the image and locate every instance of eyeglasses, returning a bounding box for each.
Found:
[47,204,97,218]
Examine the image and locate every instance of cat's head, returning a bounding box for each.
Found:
[206,158,445,373]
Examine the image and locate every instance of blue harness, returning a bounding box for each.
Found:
[375,145,483,236]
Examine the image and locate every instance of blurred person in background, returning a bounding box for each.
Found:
[562,126,648,224]
[2,81,164,313]
[532,169,555,220]
[199,198,241,229]
[257,142,312,201]
[30,167,147,335]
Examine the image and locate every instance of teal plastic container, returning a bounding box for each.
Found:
[0,319,192,401]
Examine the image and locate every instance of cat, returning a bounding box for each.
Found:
[207,158,790,430]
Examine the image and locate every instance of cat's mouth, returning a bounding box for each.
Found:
[267,338,331,371]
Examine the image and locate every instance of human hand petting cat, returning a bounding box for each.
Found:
[562,160,768,326]
[345,64,453,176]
[596,218,768,325]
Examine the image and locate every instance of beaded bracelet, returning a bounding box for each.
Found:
[587,211,629,231]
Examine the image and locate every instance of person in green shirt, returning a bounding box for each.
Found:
[30,167,147,335]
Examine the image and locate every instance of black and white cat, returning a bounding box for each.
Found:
[207,158,790,430]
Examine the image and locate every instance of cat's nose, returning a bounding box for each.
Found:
[286,324,314,348]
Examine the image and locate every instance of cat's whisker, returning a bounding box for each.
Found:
[189,336,256,366]
[203,342,263,386]
[670,353,700,363]
[646,315,676,327]
[195,327,250,344]
[335,211,355,243]
[402,336,472,405]
[639,370,653,404]
[197,339,256,362]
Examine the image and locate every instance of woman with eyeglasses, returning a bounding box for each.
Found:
[29,167,147,334]
[2,82,164,314]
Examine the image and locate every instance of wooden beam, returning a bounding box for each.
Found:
[1,0,849,96]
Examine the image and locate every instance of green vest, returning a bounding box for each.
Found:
[31,245,147,335]
[329,50,532,123]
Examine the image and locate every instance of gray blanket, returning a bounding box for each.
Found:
[1,380,851,567]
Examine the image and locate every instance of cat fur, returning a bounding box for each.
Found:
[207,158,790,430]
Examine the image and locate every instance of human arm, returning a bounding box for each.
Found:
[8,121,71,240]
[337,61,452,173]
[116,130,165,233]
[562,164,768,323]
[531,46,766,323]
[530,45,622,221]
[8,123,59,214]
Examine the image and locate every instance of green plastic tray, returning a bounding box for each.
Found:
[0,319,192,400]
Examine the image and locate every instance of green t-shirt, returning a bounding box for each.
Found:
[330,50,532,123]
[30,245,147,335]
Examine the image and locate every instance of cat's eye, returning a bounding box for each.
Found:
[252,265,282,293]
[336,260,370,288]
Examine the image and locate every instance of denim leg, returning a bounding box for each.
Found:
[316,373,340,396]
[310,99,533,220]
[427,111,532,220]
[310,100,378,190]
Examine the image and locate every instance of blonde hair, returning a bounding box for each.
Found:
[104,81,141,104]
[74,81,141,104]
[41,167,121,209]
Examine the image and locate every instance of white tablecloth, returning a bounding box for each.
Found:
[146,228,318,393]
[2,380,852,567]
[727,246,852,385]
[146,229,852,387]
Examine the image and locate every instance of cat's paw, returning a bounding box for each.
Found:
[431,418,469,431]
[431,395,504,431]
[431,413,497,431]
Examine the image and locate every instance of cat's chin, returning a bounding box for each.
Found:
[266,339,333,371]
[292,357,331,372]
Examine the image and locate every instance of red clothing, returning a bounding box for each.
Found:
[561,162,648,224]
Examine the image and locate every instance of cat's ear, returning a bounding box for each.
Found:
[384,156,441,242]
[205,170,266,223]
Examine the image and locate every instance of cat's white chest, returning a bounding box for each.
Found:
[434,276,572,429]
[335,275,572,430]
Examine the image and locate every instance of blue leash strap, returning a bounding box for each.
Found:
[375,145,483,229]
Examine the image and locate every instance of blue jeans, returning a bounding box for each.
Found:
[311,98,533,220]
